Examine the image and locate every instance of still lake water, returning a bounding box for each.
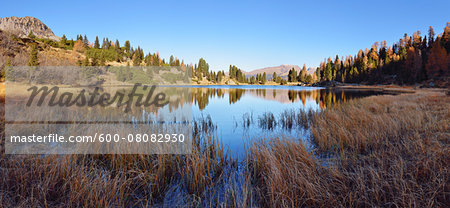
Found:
[173,85,388,157]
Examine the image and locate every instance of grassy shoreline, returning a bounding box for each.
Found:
[0,88,448,207]
[249,90,449,207]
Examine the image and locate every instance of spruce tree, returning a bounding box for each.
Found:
[61,35,67,45]
[305,74,313,83]
[83,35,89,45]
[124,40,131,53]
[324,63,332,81]
[115,40,120,50]
[428,26,435,47]
[288,68,297,82]
[94,36,100,49]
[27,45,39,66]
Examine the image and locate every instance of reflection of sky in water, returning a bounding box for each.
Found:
[134,103,193,124]
[192,87,322,158]
[130,85,388,158]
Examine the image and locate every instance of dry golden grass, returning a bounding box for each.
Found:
[250,90,449,207]
[0,139,244,207]
[0,110,251,207]
[1,89,448,207]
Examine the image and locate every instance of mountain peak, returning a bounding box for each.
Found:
[245,64,315,78]
[0,16,60,41]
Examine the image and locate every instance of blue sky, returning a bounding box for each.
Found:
[3,0,449,71]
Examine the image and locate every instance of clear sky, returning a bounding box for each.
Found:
[3,0,449,71]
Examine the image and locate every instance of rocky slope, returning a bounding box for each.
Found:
[0,16,60,41]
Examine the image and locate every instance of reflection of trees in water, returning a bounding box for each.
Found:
[192,89,210,110]
[255,89,266,98]
[190,88,229,110]
[92,87,387,115]
[60,87,193,121]
[229,89,244,105]
[286,89,384,109]
[189,88,246,110]
[288,90,297,102]
[187,87,386,111]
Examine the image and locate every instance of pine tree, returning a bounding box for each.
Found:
[115,40,120,50]
[299,64,307,82]
[197,58,209,79]
[316,67,321,81]
[426,41,448,78]
[61,35,67,45]
[324,62,332,81]
[169,55,175,66]
[94,36,100,49]
[305,74,313,83]
[428,26,435,47]
[217,71,223,83]
[132,48,143,66]
[442,22,450,52]
[27,44,39,66]
[124,40,131,53]
[83,35,89,45]
[288,68,297,82]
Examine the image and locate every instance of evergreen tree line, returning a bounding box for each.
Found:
[19,23,449,85]
[315,23,450,84]
[68,35,187,69]
[228,65,268,84]
[286,64,313,83]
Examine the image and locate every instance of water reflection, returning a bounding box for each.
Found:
[109,86,387,115]
[182,86,392,157]
[14,85,388,157]
[188,87,389,110]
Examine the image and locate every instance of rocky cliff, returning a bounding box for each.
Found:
[0,16,60,41]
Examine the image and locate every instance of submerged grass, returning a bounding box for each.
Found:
[258,112,276,130]
[249,90,449,207]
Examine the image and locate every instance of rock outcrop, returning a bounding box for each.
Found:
[0,16,60,41]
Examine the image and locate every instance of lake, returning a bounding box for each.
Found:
[156,85,390,158]
[6,83,389,156]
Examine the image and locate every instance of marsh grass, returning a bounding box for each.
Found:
[1,89,448,207]
[249,91,449,207]
[258,112,276,130]
[242,112,253,129]
[255,108,315,130]
[0,111,254,207]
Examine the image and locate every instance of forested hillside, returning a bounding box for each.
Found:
[0,18,449,86]
[314,23,450,86]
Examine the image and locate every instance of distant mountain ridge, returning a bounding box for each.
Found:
[245,64,315,79]
[0,16,60,41]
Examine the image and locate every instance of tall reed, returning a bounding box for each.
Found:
[249,91,449,207]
